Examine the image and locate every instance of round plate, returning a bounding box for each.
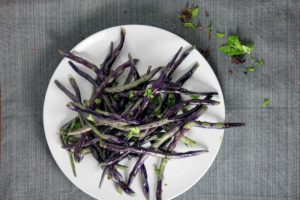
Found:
[43,25,225,200]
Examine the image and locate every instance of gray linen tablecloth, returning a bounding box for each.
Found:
[0,0,299,199]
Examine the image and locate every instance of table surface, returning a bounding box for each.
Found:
[0,0,299,200]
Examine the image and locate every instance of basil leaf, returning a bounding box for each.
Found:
[216,32,225,38]
[183,22,196,30]
[263,99,269,107]
[191,7,199,18]
[245,67,255,73]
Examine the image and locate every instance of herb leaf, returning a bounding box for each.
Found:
[95,98,102,105]
[87,114,96,123]
[128,90,135,98]
[245,67,255,73]
[191,7,200,18]
[166,93,176,108]
[216,32,225,38]
[183,22,196,30]
[263,99,269,107]
[179,6,200,23]
[127,127,140,139]
[143,88,154,99]
[255,59,265,65]
[219,35,253,56]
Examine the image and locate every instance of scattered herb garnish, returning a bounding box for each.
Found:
[219,35,253,56]
[127,127,140,139]
[244,67,255,73]
[69,118,80,130]
[216,32,225,38]
[87,114,96,123]
[219,35,264,73]
[72,121,82,130]
[263,98,269,107]
[166,93,176,108]
[143,88,154,99]
[179,6,200,30]
[253,58,265,65]
[95,98,102,105]
[128,90,135,98]
[179,6,200,22]
[183,22,197,30]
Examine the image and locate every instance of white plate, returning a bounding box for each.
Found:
[43,25,225,200]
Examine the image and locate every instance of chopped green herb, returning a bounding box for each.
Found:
[128,90,135,98]
[255,59,265,65]
[190,95,199,100]
[245,67,255,73]
[263,98,269,107]
[216,32,225,38]
[191,7,200,18]
[250,56,265,66]
[69,118,82,131]
[219,35,265,73]
[179,6,200,22]
[87,114,96,123]
[127,127,140,139]
[143,88,154,99]
[181,136,197,147]
[183,22,196,30]
[179,6,200,31]
[73,122,82,130]
[95,98,102,105]
[166,93,176,108]
[219,35,253,56]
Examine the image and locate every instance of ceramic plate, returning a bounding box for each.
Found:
[43,25,225,200]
